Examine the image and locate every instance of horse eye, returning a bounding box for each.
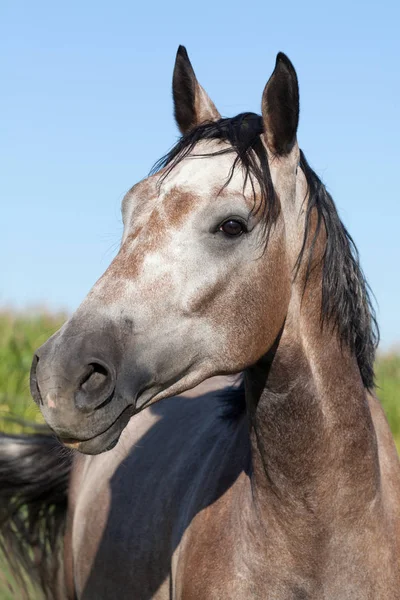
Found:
[219,219,245,237]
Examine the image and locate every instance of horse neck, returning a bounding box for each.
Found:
[244,267,380,525]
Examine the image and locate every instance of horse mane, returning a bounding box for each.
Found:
[152,113,379,389]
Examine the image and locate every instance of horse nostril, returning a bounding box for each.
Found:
[80,363,108,394]
[30,354,42,405]
[75,362,115,412]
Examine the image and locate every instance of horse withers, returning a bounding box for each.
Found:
[1,47,399,599]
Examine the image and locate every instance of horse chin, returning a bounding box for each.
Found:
[59,404,136,455]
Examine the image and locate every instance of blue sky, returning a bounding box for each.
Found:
[1,0,399,348]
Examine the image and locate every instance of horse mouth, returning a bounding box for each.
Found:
[59,404,135,455]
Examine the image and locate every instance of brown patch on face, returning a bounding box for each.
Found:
[121,175,163,234]
[163,186,198,227]
[94,278,127,306]
[99,206,168,301]
[125,177,155,207]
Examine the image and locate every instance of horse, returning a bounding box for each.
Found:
[1,46,399,599]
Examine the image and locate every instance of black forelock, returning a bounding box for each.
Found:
[151,113,378,389]
[151,113,280,240]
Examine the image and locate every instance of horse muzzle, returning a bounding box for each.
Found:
[29,318,139,454]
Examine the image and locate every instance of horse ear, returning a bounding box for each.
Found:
[261,53,299,156]
[172,45,221,135]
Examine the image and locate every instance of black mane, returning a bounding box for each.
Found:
[152,113,378,388]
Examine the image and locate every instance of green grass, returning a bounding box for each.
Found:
[0,554,38,600]
[0,311,65,434]
[375,351,400,452]
[0,311,66,599]
[0,310,399,598]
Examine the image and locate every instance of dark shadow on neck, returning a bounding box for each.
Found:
[81,386,250,600]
